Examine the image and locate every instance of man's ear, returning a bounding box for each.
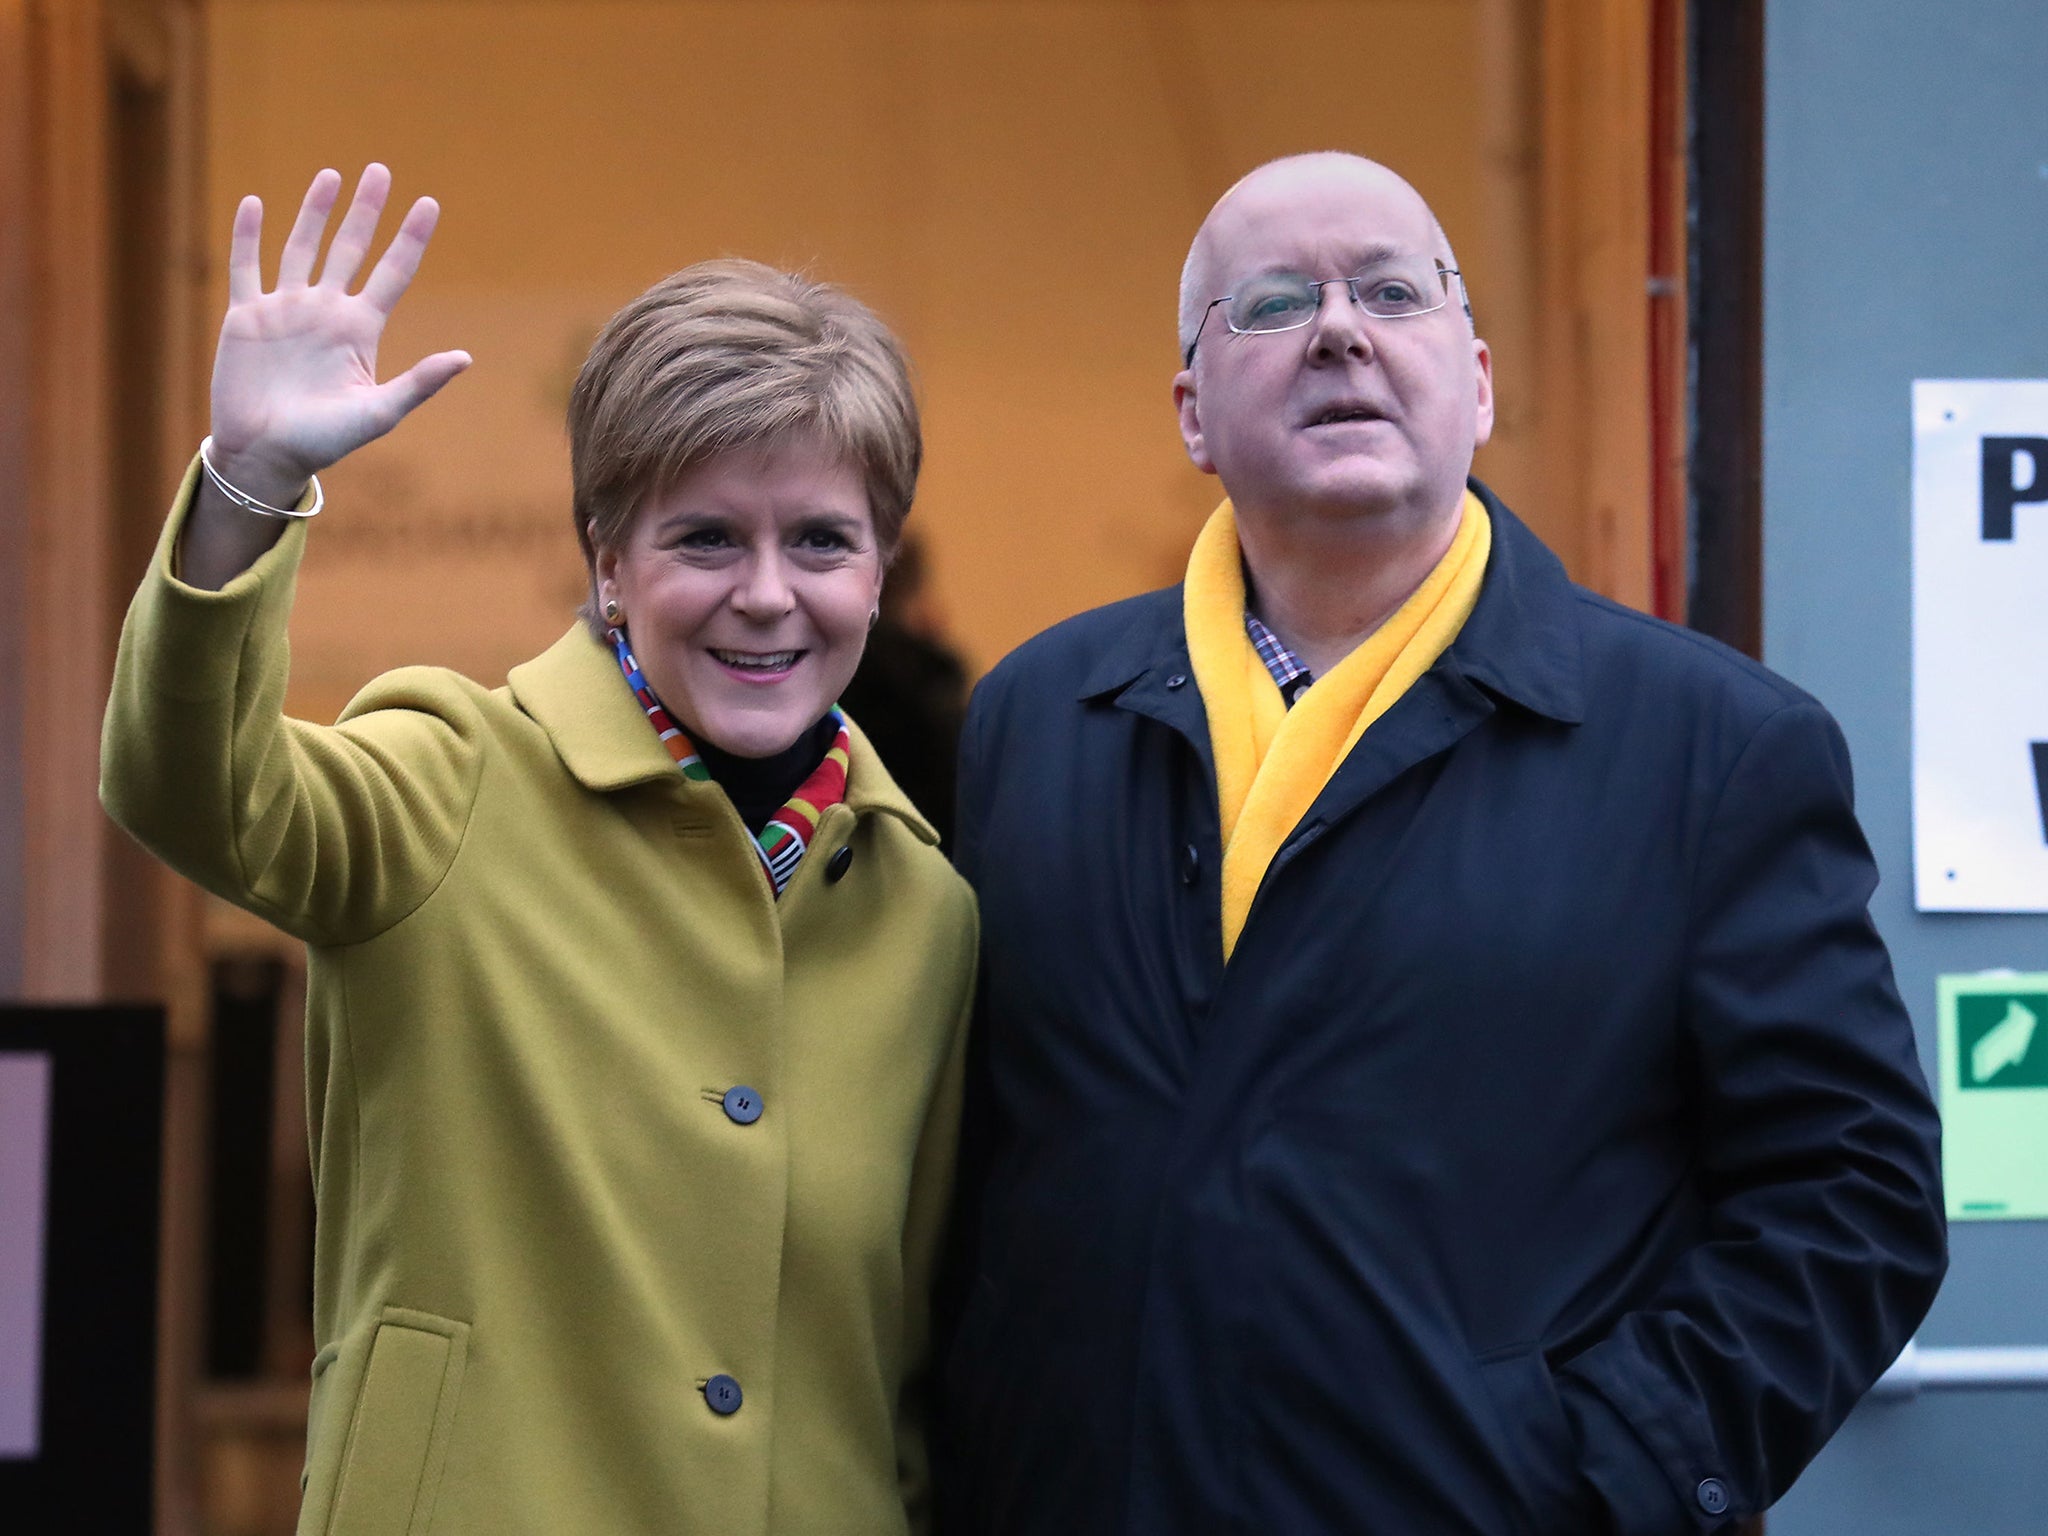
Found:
[1470,338,1496,450]
[1174,369,1218,476]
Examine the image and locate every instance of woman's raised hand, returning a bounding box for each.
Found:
[207,163,471,508]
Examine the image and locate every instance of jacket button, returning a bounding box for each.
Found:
[1165,673,1188,690]
[825,844,854,882]
[1180,843,1200,886]
[704,1374,743,1415]
[1695,1478,1730,1516]
[722,1086,763,1125]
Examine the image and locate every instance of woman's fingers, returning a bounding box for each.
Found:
[275,168,343,288]
[367,349,473,434]
[226,195,265,306]
[358,196,442,315]
[315,163,393,292]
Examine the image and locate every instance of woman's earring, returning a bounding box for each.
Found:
[868,603,881,630]
[603,597,622,626]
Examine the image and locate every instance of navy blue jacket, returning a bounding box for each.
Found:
[940,484,1945,1536]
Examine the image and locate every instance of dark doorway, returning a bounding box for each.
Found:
[1687,0,1765,659]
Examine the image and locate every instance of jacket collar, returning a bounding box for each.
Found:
[1078,597,1193,704]
[1076,477,1584,727]
[1450,479,1585,725]
[510,625,941,846]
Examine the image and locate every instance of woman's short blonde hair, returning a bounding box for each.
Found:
[569,259,920,622]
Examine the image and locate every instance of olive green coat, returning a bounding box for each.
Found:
[101,464,978,1536]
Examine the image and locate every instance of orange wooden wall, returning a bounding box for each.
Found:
[205,0,1598,721]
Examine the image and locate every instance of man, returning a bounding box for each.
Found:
[939,154,1945,1535]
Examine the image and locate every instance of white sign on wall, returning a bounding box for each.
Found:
[0,1052,52,1459]
[1913,380,2048,911]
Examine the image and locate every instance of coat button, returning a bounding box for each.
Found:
[704,1374,743,1415]
[1695,1478,1730,1516]
[825,844,854,882]
[722,1086,763,1125]
[1180,843,1200,886]
[1165,673,1188,690]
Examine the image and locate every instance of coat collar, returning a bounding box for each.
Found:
[1076,478,1584,727]
[1078,601,1188,705]
[1450,479,1586,725]
[509,625,940,846]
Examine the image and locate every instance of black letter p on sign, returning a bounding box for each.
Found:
[1982,437,2048,540]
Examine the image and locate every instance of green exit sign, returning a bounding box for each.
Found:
[1939,974,2048,1220]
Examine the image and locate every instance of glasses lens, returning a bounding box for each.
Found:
[1355,261,1448,318]
[1226,275,1321,334]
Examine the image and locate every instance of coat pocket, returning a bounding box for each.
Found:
[317,1308,470,1536]
[1473,1345,1594,1536]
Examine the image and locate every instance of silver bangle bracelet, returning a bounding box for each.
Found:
[197,436,324,520]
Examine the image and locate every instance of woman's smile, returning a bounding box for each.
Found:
[710,646,806,678]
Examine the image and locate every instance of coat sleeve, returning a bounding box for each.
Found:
[1553,698,1947,1534]
[100,457,487,947]
[895,904,980,1536]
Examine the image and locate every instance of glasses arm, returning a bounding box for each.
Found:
[1184,297,1226,367]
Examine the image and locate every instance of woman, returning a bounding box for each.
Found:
[101,165,976,1535]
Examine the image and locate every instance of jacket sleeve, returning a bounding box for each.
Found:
[99,457,486,947]
[895,907,980,1536]
[1554,698,1947,1534]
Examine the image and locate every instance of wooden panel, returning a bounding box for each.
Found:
[135,13,214,1533]
[1535,0,1655,611]
[0,0,30,997]
[104,29,174,1008]
[20,6,214,1532]
[1470,0,1545,544]
[21,0,113,1000]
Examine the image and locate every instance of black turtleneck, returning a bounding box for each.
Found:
[691,712,842,834]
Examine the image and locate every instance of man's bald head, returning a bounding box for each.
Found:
[1167,150,1494,530]
[1177,153,1467,359]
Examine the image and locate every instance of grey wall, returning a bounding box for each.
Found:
[1762,3,2048,1533]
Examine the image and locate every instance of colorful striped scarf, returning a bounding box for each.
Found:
[609,627,851,896]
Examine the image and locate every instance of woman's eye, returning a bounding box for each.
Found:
[797,527,853,553]
[676,527,733,551]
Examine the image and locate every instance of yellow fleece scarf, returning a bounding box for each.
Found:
[1184,492,1492,958]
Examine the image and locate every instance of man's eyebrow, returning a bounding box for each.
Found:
[1345,241,1408,269]
[1234,242,1411,284]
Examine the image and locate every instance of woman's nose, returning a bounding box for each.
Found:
[731,549,797,618]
